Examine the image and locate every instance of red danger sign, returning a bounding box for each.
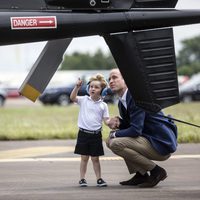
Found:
[10,16,57,29]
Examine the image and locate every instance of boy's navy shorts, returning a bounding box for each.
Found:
[74,129,104,156]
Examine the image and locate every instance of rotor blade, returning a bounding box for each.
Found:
[131,0,178,8]
[1,0,178,10]
[19,38,72,102]
[46,0,133,9]
[104,28,179,112]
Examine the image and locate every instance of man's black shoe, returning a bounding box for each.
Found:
[119,172,149,186]
[138,166,167,188]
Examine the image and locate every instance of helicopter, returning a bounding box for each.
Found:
[1,0,200,112]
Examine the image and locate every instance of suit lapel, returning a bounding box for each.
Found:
[118,100,127,117]
[126,90,132,107]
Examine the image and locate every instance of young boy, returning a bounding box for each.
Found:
[70,74,111,187]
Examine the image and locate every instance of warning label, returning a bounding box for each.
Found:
[10,16,57,29]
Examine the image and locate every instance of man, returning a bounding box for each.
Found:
[106,68,178,188]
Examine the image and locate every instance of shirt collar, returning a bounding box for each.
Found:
[88,96,102,102]
[119,88,128,102]
[119,89,128,109]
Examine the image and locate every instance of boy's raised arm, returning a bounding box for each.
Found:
[70,78,82,103]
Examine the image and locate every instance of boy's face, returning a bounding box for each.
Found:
[89,80,102,98]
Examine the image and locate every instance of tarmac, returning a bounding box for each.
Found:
[0,140,200,200]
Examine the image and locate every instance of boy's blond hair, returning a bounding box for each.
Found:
[89,73,107,89]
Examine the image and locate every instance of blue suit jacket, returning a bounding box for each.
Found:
[116,90,178,156]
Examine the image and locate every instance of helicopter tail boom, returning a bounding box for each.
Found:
[0,9,200,46]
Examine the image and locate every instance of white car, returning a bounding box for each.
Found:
[0,88,7,106]
[179,73,200,102]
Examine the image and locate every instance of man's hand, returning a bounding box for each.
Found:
[106,130,116,148]
[107,116,120,129]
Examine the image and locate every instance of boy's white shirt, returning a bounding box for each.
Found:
[76,95,109,131]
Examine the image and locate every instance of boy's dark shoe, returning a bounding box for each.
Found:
[97,178,107,187]
[120,172,149,186]
[79,179,87,187]
[138,166,167,188]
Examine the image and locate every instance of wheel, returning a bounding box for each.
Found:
[0,96,5,107]
[57,94,70,106]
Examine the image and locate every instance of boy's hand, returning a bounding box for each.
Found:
[76,78,82,88]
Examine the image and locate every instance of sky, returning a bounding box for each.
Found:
[0,0,200,73]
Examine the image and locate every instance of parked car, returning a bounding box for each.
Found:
[0,88,7,107]
[39,83,116,106]
[5,87,20,98]
[179,73,200,102]
[178,75,189,86]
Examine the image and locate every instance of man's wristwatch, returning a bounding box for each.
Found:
[110,131,116,139]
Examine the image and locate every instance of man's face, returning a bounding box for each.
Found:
[108,69,126,94]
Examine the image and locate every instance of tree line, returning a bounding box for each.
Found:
[176,35,200,76]
[61,49,117,70]
[60,36,200,77]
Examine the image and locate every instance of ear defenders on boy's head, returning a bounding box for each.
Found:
[86,83,109,97]
[86,84,90,94]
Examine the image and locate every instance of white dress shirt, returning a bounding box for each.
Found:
[119,89,128,109]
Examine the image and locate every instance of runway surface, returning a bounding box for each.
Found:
[0,140,199,200]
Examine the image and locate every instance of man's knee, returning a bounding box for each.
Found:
[109,138,125,153]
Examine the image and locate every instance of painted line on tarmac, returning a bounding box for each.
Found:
[0,155,200,163]
[171,154,200,159]
[0,146,74,159]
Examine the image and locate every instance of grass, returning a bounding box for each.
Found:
[163,103,200,143]
[0,102,200,142]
